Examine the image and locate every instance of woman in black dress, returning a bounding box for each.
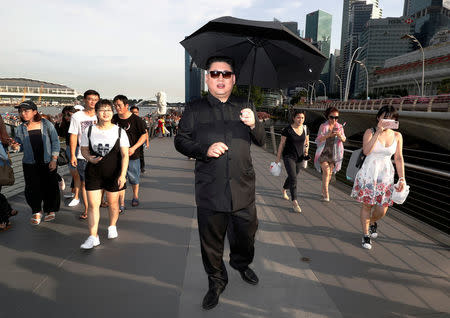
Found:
[275,110,309,213]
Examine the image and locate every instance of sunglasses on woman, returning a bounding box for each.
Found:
[329,116,339,120]
[209,70,234,79]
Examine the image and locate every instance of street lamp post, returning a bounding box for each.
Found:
[318,80,327,99]
[403,34,425,97]
[355,60,369,100]
[344,46,362,102]
[336,74,342,101]
[413,79,421,95]
[308,83,316,105]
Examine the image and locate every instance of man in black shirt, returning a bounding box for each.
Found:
[174,56,265,310]
[112,95,147,209]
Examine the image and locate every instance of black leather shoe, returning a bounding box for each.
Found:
[239,267,259,285]
[202,287,224,310]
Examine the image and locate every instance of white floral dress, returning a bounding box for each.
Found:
[351,138,397,207]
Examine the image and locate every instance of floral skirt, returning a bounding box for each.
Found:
[351,157,394,207]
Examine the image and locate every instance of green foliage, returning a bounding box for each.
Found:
[232,85,264,107]
[437,78,450,94]
[201,90,208,97]
[289,90,307,105]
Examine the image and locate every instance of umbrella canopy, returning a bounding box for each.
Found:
[181,16,328,89]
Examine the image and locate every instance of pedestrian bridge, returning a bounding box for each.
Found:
[0,138,448,317]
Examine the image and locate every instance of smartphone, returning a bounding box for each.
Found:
[381,119,399,130]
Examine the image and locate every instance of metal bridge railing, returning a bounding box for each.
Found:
[263,129,450,234]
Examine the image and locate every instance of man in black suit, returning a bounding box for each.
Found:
[174,56,265,310]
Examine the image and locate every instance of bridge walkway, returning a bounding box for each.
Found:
[0,138,448,318]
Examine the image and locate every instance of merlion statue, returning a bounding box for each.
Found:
[156,91,167,115]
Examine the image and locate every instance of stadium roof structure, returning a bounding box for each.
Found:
[0,78,72,89]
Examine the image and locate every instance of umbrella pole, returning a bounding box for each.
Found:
[247,46,257,109]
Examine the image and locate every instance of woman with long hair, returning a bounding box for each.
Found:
[314,107,346,201]
[11,100,60,224]
[275,110,309,213]
[79,99,129,249]
[351,105,405,250]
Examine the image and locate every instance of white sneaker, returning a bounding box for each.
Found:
[108,225,118,239]
[362,236,372,250]
[68,198,80,207]
[293,203,302,213]
[64,193,75,198]
[80,235,100,249]
[59,179,66,191]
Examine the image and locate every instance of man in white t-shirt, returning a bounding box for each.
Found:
[68,90,99,219]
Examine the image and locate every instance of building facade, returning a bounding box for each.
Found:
[355,17,414,95]
[184,51,204,103]
[371,30,450,96]
[0,78,77,105]
[341,0,382,98]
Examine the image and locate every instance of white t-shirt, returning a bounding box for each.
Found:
[68,111,98,159]
[80,125,130,157]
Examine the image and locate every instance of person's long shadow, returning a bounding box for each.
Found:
[10,257,181,318]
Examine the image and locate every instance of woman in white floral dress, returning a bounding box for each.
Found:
[351,106,406,250]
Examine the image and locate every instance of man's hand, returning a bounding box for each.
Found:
[70,157,77,167]
[240,108,255,129]
[129,147,136,156]
[207,142,228,158]
[49,160,57,171]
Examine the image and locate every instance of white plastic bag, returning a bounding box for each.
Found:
[269,162,281,176]
[392,182,410,204]
[301,160,308,169]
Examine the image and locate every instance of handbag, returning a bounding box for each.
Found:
[57,147,69,166]
[301,125,309,169]
[346,127,376,181]
[392,180,410,204]
[269,162,281,176]
[0,158,15,186]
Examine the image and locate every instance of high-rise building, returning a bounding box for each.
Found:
[305,10,332,57]
[403,0,450,47]
[340,0,382,98]
[184,51,204,103]
[355,17,414,95]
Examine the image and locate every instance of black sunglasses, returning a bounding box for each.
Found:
[329,116,339,120]
[209,70,234,79]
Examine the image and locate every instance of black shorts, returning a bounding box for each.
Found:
[85,162,126,192]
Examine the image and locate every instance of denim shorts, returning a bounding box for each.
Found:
[127,159,140,185]
[66,146,79,171]
[77,159,88,182]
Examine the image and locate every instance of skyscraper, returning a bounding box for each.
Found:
[355,17,414,95]
[305,10,332,57]
[185,51,204,103]
[404,0,450,47]
[340,0,382,98]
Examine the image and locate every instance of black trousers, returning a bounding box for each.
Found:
[139,146,145,171]
[283,156,302,201]
[197,203,258,290]
[0,192,12,224]
[23,163,60,214]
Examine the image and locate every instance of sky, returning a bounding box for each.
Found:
[0,0,404,102]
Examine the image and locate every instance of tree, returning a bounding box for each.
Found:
[232,85,264,108]
[437,78,450,94]
[290,90,307,105]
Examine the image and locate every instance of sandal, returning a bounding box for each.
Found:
[79,212,88,220]
[131,198,139,207]
[43,212,56,222]
[119,205,125,214]
[31,212,43,225]
[0,222,11,232]
[9,209,19,218]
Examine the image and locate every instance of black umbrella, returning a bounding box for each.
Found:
[181,16,327,102]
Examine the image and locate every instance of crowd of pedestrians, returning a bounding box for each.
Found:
[0,59,406,311]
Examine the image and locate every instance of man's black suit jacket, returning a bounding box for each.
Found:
[174,94,265,212]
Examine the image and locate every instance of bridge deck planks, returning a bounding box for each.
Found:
[0,138,448,318]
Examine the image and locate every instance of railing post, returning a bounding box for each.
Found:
[399,98,404,111]
[427,96,434,112]
[413,97,417,111]
[270,125,277,155]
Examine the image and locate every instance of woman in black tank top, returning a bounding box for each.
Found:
[79,99,130,250]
